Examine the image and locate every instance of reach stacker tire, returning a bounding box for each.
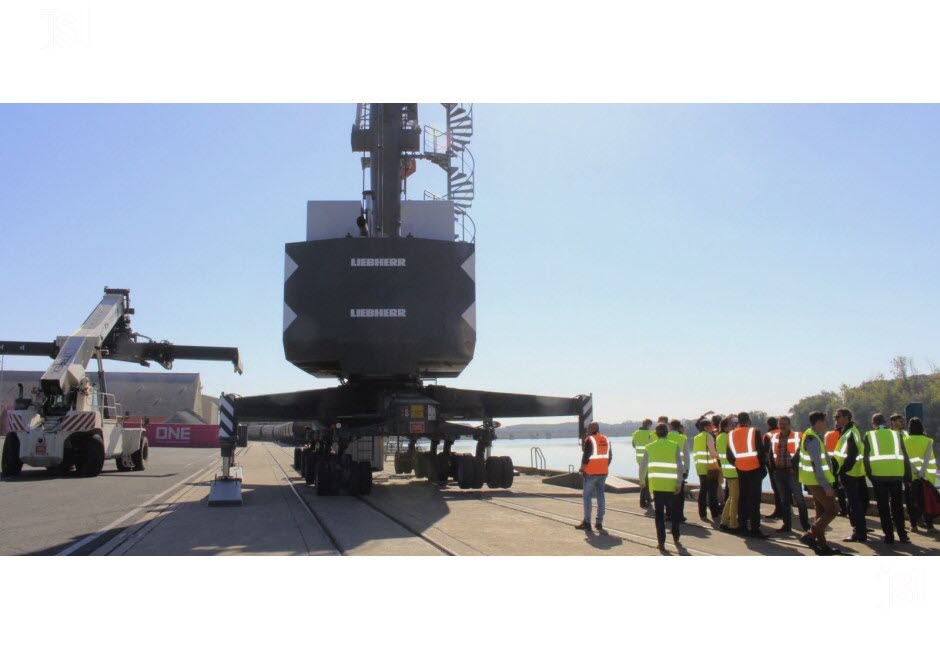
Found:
[2,434,23,477]
[131,436,149,471]
[76,435,105,477]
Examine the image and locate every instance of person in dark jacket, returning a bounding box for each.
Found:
[833,408,869,543]
[762,417,783,520]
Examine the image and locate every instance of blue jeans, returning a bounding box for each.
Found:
[583,474,607,524]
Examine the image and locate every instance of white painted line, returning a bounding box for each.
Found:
[95,462,221,556]
[57,456,219,556]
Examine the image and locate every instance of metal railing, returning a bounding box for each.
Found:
[355,103,371,131]
[422,190,476,243]
[100,392,122,419]
[423,125,449,155]
[530,446,546,470]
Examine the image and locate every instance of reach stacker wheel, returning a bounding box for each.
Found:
[2,434,23,477]
[76,435,105,477]
[131,436,149,471]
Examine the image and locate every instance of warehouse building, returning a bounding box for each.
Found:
[0,371,219,429]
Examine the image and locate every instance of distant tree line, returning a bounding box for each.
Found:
[500,357,937,439]
[788,356,940,433]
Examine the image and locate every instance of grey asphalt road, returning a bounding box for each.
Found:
[0,447,219,555]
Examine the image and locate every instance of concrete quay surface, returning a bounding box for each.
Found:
[2,441,938,556]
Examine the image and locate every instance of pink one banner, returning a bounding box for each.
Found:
[142,423,220,448]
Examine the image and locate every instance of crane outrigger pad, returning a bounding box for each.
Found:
[208,466,243,507]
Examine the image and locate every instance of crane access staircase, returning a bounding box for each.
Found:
[422,103,476,243]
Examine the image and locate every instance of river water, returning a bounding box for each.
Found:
[440,436,775,491]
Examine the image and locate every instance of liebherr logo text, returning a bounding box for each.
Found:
[350,309,407,318]
[350,258,406,267]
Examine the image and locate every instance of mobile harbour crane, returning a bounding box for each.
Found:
[210,104,593,503]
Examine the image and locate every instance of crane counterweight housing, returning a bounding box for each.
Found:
[283,235,476,380]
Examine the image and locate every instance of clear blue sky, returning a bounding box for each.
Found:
[1,104,938,423]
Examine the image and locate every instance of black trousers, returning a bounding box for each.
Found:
[738,469,765,533]
[654,490,679,545]
[640,481,651,507]
[873,480,906,540]
[830,459,847,513]
[842,474,869,539]
[673,479,686,520]
[904,479,935,528]
[698,471,720,518]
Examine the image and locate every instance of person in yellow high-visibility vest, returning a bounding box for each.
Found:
[902,417,936,532]
[863,413,912,544]
[831,407,869,542]
[640,422,683,552]
[632,419,654,508]
[798,411,839,555]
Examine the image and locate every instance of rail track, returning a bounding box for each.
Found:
[267,444,456,556]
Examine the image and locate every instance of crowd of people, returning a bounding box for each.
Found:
[577,409,939,554]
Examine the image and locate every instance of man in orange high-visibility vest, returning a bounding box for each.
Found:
[727,411,769,539]
[577,421,612,534]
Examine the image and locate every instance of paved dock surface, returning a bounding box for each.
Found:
[2,442,938,556]
[0,447,219,555]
